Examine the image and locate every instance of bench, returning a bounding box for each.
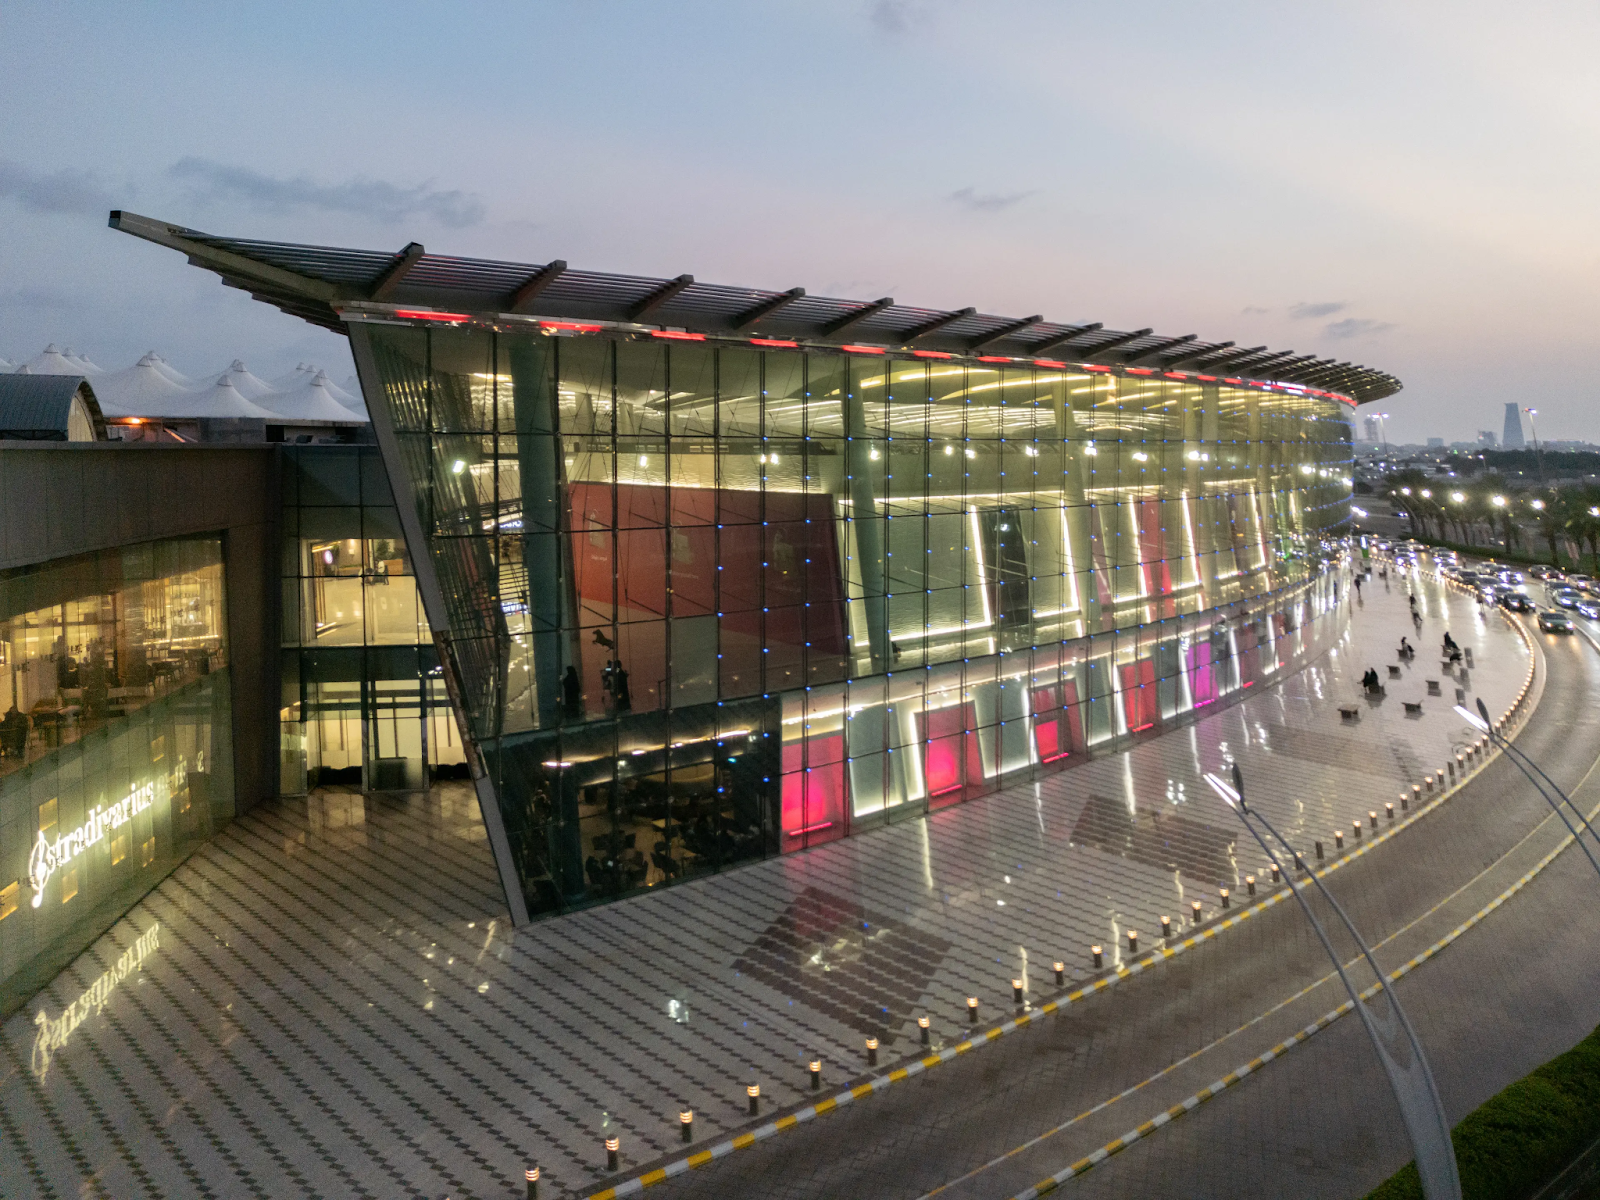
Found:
[1339,705,1361,721]
[1403,701,1424,715]
[1426,680,1441,695]
[1387,664,1402,678]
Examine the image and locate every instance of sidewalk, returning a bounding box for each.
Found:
[0,565,1534,1200]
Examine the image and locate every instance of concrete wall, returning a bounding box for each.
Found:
[0,442,281,812]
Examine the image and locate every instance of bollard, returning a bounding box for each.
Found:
[1220,888,1230,909]
[526,1165,541,1200]
[1369,811,1378,830]
[1190,899,1203,923]
[1053,961,1065,987]
[1425,775,1435,793]
[866,1037,878,1067]
[809,1060,821,1091]
[1246,874,1256,896]
[1161,915,1173,939]
[1091,945,1103,970]
[1272,863,1283,883]
[966,997,979,1024]
[1412,783,1422,806]
[1012,978,1025,1004]
[1127,931,1139,954]
[1386,802,1394,821]
[1448,761,1456,782]
[747,1084,761,1117]
[1352,820,1361,842]
[606,1137,620,1173]
[1335,830,1344,850]
[680,1110,694,1143]
[919,1015,931,1045]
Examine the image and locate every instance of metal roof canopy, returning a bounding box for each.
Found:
[109,211,1401,404]
[0,375,108,441]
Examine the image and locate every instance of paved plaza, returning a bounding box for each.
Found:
[0,566,1535,1200]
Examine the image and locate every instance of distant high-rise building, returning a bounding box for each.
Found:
[1502,402,1526,449]
[1427,437,1445,448]
[1478,430,1498,447]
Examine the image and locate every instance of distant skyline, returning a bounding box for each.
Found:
[4,0,1599,442]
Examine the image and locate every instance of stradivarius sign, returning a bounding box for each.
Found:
[27,779,162,906]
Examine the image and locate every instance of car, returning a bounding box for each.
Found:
[1530,566,1559,580]
[1539,609,1576,633]
[1500,592,1535,613]
[1578,598,1600,620]
[1552,588,1584,610]
[1497,569,1526,585]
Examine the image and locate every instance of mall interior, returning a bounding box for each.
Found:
[0,212,1400,1014]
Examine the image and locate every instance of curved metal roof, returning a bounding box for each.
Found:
[110,210,1400,405]
[0,375,107,440]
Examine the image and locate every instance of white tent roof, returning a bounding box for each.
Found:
[156,377,278,419]
[261,370,367,422]
[0,358,12,371]
[268,363,316,391]
[16,344,85,375]
[91,353,199,417]
[142,352,193,388]
[60,348,104,375]
[196,359,277,401]
[335,375,369,416]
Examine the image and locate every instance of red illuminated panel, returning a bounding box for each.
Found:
[842,345,885,354]
[1163,372,1188,380]
[1196,375,1217,382]
[652,330,706,341]
[1030,681,1080,763]
[1120,660,1159,732]
[781,734,846,848]
[394,309,470,322]
[750,338,799,348]
[1125,367,1154,376]
[540,320,603,333]
[1084,364,1111,373]
[1033,359,1067,368]
[918,703,984,806]
[976,356,1010,363]
[1187,640,1216,706]
[913,350,953,359]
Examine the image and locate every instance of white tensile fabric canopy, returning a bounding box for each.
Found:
[90,353,200,417]
[152,377,279,419]
[15,345,84,375]
[195,360,277,401]
[262,370,365,422]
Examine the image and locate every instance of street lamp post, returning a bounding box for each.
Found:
[1203,766,1462,1200]
[1456,700,1600,882]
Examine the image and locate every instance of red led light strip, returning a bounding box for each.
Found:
[394,309,470,323]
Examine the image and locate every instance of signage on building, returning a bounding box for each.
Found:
[31,923,161,1081]
[27,780,162,907]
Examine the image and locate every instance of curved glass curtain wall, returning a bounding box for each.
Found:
[356,324,1353,918]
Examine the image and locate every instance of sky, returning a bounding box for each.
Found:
[3,0,1598,442]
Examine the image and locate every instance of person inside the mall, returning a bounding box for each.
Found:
[0,704,29,759]
[1361,667,1383,694]
[562,665,582,719]
[1399,635,1414,658]
[1353,573,1363,600]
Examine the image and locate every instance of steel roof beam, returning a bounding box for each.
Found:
[1123,334,1196,365]
[1205,346,1269,370]
[823,296,894,336]
[508,259,567,312]
[900,307,976,343]
[1028,323,1102,354]
[731,287,805,331]
[368,242,426,301]
[1081,328,1153,358]
[629,274,695,320]
[1164,341,1232,368]
[969,314,1042,352]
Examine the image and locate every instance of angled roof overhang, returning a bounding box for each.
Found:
[110,210,1402,405]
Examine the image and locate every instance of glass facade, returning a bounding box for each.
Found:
[278,445,467,795]
[0,536,232,1013]
[353,324,1354,918]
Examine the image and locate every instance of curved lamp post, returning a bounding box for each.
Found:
[1455,699,1600,883]
[1204,765,1462,1200]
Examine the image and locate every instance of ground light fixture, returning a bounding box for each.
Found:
[1203,766,1461,1199]
[1455,702,1600,882]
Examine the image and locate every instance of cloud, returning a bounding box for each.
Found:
[0,160,119,216]
[167,157,486,228]
[1240,305,1271,315]
[948,186,1030,213]
[1324,317,1396,338]
[1289,301,1346,319]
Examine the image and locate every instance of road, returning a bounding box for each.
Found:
[634,618,1600,1200]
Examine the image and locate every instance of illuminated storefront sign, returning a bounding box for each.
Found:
[31,923,161,1081]
[27,780,162,907]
